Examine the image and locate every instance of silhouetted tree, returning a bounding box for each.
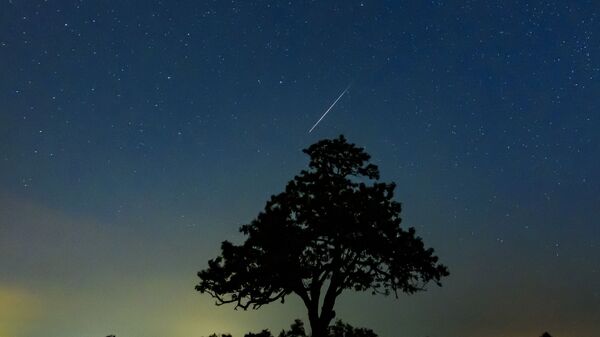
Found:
[278,319,306,337]
[244,330,273,337]
[328,320,377,337]
[540,333,552,337]
[196,135,449,337]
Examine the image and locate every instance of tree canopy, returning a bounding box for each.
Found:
[196,135,449,337]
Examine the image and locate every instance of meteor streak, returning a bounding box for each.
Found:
[308,84,351,133]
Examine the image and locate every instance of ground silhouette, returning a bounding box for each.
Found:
[204,319,377,337]
[196,135,449,337]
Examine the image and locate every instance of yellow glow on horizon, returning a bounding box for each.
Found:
[0,285,40,337]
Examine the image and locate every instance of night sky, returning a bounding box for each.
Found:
[1,1,599,337]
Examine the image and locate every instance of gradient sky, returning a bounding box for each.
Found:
[1,1,599,337]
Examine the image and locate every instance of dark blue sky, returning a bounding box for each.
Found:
[1,1,599,337]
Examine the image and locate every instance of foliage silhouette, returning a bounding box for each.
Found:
[326,320,377,337]
[244,330,274,337]
[540,333,552,337]
[277,319,306,337]
[203,319,377,337]
[196,135,449,337]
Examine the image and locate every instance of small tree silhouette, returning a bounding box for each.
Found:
[278,319,306,337]
[540,333,552,337]
[327,320,377,337]
[244,330,274,337]
[196,135,449,337]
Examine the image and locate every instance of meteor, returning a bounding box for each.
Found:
[308,84,351,133]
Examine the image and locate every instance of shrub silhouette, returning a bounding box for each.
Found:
[196,135,449,337]
[326,320,377,337]
[204,319,377,337]
[278,319,306,337]
[244,330,274,337]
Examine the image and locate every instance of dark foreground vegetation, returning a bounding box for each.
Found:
[107,330,553,337]
[204,319,377,337]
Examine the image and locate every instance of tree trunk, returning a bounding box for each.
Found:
[302,283,337,337]
[309,309,335,337]
[308,306,323,337]
[310,319,328,337]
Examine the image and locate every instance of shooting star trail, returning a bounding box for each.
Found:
[308,84,351,133]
